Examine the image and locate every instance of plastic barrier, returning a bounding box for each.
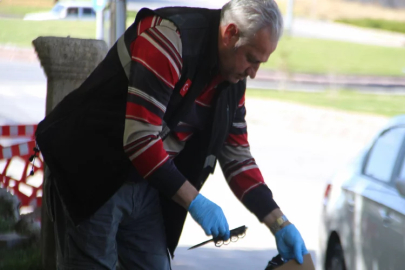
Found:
[0,125,43,207]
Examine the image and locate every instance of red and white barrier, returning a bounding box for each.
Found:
[0,125,37,138]
[0,125,43,208]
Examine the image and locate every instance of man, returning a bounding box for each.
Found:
[35,0,308,269]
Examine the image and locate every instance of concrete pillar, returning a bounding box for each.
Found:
[116,0,127,38]
[284,0,295,34]
[109,0,117,46]
[32,36,108,270]
[109,0,127,46]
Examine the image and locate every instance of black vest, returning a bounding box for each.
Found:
[35,7,246,256]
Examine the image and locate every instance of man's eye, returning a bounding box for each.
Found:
[247,56,259,64]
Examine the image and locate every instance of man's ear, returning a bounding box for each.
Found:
[223,23,240,47]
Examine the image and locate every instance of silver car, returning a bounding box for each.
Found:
[23,1,96,21]
[319,115,405,270]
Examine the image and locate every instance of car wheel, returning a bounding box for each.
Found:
[326,242,346,270]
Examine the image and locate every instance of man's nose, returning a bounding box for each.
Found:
[246,65,259,79]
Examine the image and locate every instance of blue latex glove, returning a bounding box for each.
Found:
[275,224,308,264]
[188,194,230,240]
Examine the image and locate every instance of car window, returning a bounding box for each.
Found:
[82,8,95,16]
[51,4,64,14]
[364,127,405,183]
[67,7,79,17]
[398,150,405,179]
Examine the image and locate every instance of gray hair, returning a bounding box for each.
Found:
[220,0,284,47]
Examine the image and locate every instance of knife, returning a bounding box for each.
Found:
[188,225,248,250]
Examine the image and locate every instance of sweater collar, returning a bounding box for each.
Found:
[207,9,221,77]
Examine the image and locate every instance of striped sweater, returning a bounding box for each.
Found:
[124,15,268,204]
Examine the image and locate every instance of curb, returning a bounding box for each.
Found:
[0,46,38,63]
[255,70,405,88]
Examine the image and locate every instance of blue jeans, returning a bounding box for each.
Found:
[53,179,171,270]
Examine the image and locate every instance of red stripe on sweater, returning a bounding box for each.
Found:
[174,132,193,142]
[228,168,264,199]
[124,135,155,151]
[137,16,155,35]
[150,28,182,70]
[131,139,169,178]
[195,86,216,107]
[126,102,162,126]
[225,133,249,147]
[238,95,245,108]
[131,35,180,88]
[195,74,222,106]
[157,17,163,25]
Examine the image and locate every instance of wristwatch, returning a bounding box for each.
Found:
[269,215,289,235]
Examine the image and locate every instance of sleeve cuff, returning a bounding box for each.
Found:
[241,184,279,221]
[147,159,187,198]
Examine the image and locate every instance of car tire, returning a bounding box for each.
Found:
[326,242,346,270]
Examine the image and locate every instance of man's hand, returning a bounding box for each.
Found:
[263,209,308,264]
[275,224,308,264]
[188,194,231,240]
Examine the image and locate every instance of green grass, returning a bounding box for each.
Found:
[0,18,135,47]
[0,19,96,47]
[0,242,41,270]
[127,11,138,21]
[262,36,405,76]
[246,89,405,117]
[0,6,50,17]
[336,18,405,34]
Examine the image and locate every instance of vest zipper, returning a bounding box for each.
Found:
[226,104,229,128]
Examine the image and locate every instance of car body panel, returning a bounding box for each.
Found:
[319,115,405,270]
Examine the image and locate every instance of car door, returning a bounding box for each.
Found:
[358,126,405,270]
[383,150,405,270]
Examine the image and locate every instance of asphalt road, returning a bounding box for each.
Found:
[0,60,46,125]
[0,59,389,269]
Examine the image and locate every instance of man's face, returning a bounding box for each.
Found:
[219,25,278,84]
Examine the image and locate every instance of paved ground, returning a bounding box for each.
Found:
[290,18,405,48]
[173,247,318,270]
